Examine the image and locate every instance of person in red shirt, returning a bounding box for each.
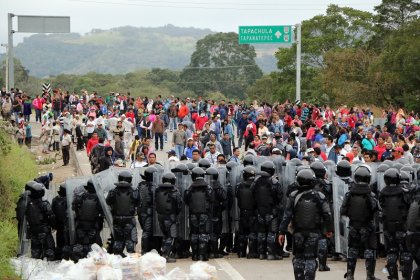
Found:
[178,100,189,121]
[86,132,99,156]
[284,112,293,129]
[374,137,387,161]
[195,112,209,131]
[125,108,135,122]
[347,112,357,129]
[311,105,320,121]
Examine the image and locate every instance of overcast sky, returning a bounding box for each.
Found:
[1,0,381,49]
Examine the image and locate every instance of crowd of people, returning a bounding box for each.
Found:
[3,86,420,280]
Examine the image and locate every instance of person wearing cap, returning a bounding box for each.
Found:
[392,146,404,160]
[184,138,198,160]
[205,133,223,154]
[167,149,180,162]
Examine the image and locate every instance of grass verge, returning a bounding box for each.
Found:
[0,123,38,279]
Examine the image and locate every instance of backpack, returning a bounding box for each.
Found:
[90,145,106,173]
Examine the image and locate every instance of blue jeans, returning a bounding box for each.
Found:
[175,144,184,158]
[169,118,177,131]
[137,125,142,138]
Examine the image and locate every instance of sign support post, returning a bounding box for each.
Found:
[296,23,301,103]
[7,13,14,90]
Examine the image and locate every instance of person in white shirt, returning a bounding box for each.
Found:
[61,129,72,166]
[205,143,220,164]
[131,152,148,168]
[167,149,180,162]
[86,115,96,138]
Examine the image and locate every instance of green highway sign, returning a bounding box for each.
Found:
[238,25,293,44]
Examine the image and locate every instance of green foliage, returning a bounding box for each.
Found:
[180,32,263,99]
[375,0,420,30]
[0,126,38,279]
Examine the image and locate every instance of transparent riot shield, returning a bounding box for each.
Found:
[174,170,190,240]
[227,162,241,232]
[332,175,350,256]
[65,176,89,245]
[255,156,268,172]
[367,162,379,185]
[17,191,30,257]
[351,161,363,179]
[323,160,336,184]
[272,155,285,186]
[217,166,230,234]
[284,160,299,189]
[153,171,163,237]
[376,164,388,192]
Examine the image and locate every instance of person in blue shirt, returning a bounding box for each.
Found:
[237,112,249,148]
[184,138,198,160]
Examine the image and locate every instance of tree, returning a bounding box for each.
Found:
[375,0,420,31]
[369,19,420,111]
[180,32,262,99]
[274,5,375,103]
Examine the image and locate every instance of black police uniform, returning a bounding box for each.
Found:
[72,179,104,262]
[340,166,381,280]
[185,167,214,261]
[26,183,56,261]
[379,168,412,280]
[106,171,140,255]
[235,166,258,258]
[279,169,332,280]
[155,173,182,262]
[138,167,158,254]
[52,184,71,260]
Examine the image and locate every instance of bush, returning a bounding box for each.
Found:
[0,125,38,279]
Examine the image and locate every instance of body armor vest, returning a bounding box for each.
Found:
[52,197,67,227]
[155,186,176,215]
[293,191,321,231]
[26,199,44,226]
[189,186,209,214]
[237,181,255,211]
[139,182,153,210]
[113,189,134,216]
[78,194,99,222]
[255,178,274,215]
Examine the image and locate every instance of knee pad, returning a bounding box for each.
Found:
[347,247,359,259]
[267,233,276,244]
[364,249,375,260]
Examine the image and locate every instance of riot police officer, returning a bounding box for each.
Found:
[72,179,104,262]
[310,161,333,272]
[254,161,283,260]
[26,182,56,260]
[379,168,412,280]
[243,154,255,167]
[236,166,258,258]
[52,183,71,260]
[198,158,211,170]
[340,166,381,280]
[155,173,182,263]
[336,160,353,185]
[406,183,420,279]
[185,167,214,261]
[279,169,332,280]
[138,166,158,254]
[106,171,140,256]
[206,167,228,259]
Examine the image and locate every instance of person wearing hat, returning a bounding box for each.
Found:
[392,146,404,160]
[167,149,180,162]
[184,138,198,160]
[61,129,72,166]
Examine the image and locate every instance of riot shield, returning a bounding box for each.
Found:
[65,176,90,245]
[153,170,163,237]
[323,160,336,184]
[350,161,363,180]
[367,162,379,185]
[17,191,30,257]
[217,166,230,234]
[255,156,268,172]
[284,160,299,189]
[376,164,388,192]
[332,175,350,256]
[172,168,189,240]
[227,162,242,232]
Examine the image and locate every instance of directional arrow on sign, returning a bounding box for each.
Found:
[275,31,282,39]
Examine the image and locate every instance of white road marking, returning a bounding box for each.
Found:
[215,258,246,280]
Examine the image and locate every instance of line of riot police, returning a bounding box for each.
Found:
[16,155,420,280]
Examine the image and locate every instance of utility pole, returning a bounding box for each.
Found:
[8,13,15,91]
[295,23,301,103]
[1,44,8,91]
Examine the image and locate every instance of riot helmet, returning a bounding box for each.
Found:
[162,173,176,185]
[399,171,410,183]
[401,166,415,182]
[290,158,303,166]
[171,163,189,175]
[192,167,206,181]
[118,170,132,184]
[85,178,96,193]
[141,166,158,181]
[206,167,219,180]
[58,183,66,197]
[296,165,310,175]
[336,160,352,178]
[243,155,255,166]
[28,182,46,199]
[310,161,326,179]
[383,160,394,167]
[25,180,37,192]
[243,166,256,181]
[186,162,196,171]
[226,161,238,171]
[392,163,403,171]
[383,168,400,186]
[353,165,371,184]
[377,163,389,173]
[260,161,275,176]
[198,159,211,170]
[296,169,316,189]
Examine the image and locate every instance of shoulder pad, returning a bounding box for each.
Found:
[271,177,279,185]
[317,191,326,199]
[290,190,298,198]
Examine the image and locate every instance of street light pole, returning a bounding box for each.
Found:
[295,23,301,103]
[1,44,8,91]
[8,13,15,91]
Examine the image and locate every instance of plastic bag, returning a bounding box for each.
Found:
[120,254,141,280]
[97,266,120,280]
[166,267,189,280]
[87,243,109,265]
[139,250,167,280]
[189,262,217,280]
[64,258,96,280]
